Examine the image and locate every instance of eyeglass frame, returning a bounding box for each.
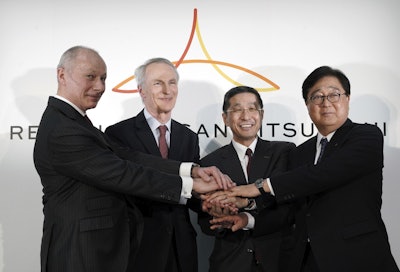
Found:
[225,107,263,115]
[307,92,348,105]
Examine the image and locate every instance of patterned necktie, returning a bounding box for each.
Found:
[317,138,328,164]
[246,148,253,176]
[158,125,168,159]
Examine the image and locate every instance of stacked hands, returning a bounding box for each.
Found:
[201,190,244,231]
[191,166,263,232]
[193,167,261,232]
[191,166,236,193]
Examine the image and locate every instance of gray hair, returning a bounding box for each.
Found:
[134,57,179,87]
[57,45,100,70]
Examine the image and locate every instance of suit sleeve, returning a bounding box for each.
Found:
[271,124,383,203]
[254,142,295,210]
[253,142,296,236]
[48,124,182,203]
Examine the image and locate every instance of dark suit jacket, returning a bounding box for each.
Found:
[198,139,295,272]
[33,97,185,272]
[105,110,200,272]
[271,119,399,272]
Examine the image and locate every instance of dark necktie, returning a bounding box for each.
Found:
[317,138,328,164]
[158,125,168,159]
[245,148,253,176]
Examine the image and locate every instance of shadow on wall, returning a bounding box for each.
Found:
[0,68,56,271]
[345,63,400,264]
[12,68,56,124]
[351,93,400,262]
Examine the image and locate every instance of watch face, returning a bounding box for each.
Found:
[255,178,264,188]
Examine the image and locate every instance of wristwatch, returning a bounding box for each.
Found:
[254,178,268,196]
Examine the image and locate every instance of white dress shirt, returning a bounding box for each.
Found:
[231,139,258,229]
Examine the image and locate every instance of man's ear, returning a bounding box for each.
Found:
[57,67,66,84]
[222,112,229,127]
[138,86,145,98]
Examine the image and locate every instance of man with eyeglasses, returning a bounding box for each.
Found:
[198,86,295,272]
[207,66,399,272]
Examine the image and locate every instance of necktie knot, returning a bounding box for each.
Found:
[158,125,168,159]
[246,148,253,158]
[159,125,167,135]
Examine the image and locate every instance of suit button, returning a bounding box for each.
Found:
[247,249,253,253]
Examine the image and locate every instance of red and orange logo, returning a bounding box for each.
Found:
[112,8,279,94]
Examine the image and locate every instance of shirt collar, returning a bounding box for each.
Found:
[53,95,86,116]
[143,108,171,132]
[317,131,335,145]
[232,138,258,160]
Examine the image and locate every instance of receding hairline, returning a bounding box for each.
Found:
[57,46,102,69]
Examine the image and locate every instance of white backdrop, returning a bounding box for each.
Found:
[1,0,399,271]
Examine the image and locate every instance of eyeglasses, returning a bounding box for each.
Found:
[308,93,348,105]
[226,107,263,115]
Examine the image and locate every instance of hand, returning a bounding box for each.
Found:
[192,177,221,194]
[201,191,247,210]
[202,197,238,217]
[206,202,231,217]
[227,183,261,198]
[192,166,236,190]
[210,213,249,232]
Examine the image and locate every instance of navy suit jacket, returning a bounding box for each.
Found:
[271,119,399,272]
[34,97,184,272]
[105,110,200,272]
[199,139,295,272]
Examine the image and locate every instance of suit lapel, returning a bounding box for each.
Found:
[135,111,161,156]
[324,119,353,158]
[168,121,185,161]
[222,144,247,185]
[49,97,110,147]
[249,140,272,183]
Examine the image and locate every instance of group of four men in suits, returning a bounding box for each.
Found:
[34,45,399,272]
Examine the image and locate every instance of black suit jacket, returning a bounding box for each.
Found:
[105,110,200,272]
[199,139,295,272]
[271,119,399,272]
[33,97,184,272]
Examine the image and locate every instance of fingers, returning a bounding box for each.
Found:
[219,174,236,190]
[191,166,210,181]
[192,178,219,194]
[209,216,234,230]
[209,214,248,232]
[194,166,236,190]
[210,221,233,230]
[202,190,229,203]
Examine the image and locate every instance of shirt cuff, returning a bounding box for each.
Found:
[242,212,255,229]
[266,178,275,196]
[179,162,193,177]
[180,176,193,202]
